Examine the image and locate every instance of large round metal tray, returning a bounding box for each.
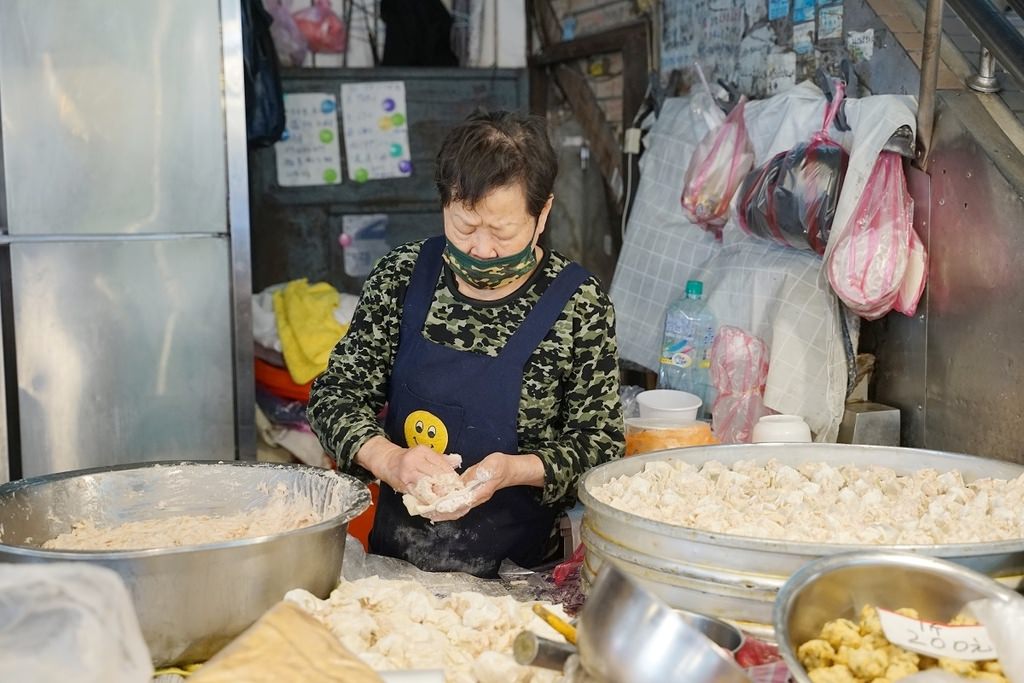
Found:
[578,443,1024,638]
[0,460,371,666]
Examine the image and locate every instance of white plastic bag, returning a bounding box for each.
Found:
[0,563,152,683]
[967,596,1024,683]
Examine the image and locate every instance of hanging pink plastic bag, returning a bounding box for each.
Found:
[710,326,773,444]
[827,151,923,320]
[293,0,347,54]
[739,81,849,255]
[681,97,755,239]
[264,0,309,67]
[894,224,928,316]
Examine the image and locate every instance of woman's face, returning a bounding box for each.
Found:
[443,184,552,260]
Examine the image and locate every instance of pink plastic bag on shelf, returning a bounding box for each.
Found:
[264,0,309,67]
[827,151,925,320]
[710,326,773,444]
[681,97,755,239]
[293,0,347,54]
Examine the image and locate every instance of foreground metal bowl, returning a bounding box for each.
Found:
[678,609,745,654]
[774,551,1021,683]
[579,443,1024,637]
[578,563,750,683]
[0,460,370,667]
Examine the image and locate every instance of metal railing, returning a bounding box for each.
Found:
[948,0,1024,92]
[917,0,1024,165]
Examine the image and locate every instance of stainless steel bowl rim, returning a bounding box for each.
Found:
[772,550,1022,683]
[0,460,371,560]
[578,444,1024,556]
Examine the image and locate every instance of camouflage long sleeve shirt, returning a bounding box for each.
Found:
[307,240,624,509]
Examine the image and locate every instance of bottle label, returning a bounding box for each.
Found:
[661,338,695,368]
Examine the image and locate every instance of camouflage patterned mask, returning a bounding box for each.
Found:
[442,229,538,290]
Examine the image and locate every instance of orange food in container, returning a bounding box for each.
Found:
[624,418,718,456]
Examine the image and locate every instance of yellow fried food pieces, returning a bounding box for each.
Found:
[796,605,1007,683]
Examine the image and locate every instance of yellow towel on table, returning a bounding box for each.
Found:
[272,279,349,385]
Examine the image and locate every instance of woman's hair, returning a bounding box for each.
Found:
[434,110,558,218]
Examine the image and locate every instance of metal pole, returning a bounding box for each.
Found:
[916,0,945,169]
[968,47,1001,93]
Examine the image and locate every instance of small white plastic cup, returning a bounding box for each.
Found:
[751,415,812,443]
[635,390,703,421]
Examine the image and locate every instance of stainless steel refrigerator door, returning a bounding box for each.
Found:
[11,238,235,477]
[0,0,227,236]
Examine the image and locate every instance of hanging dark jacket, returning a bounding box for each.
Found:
[242,0,286,147]
[381,0,459,67]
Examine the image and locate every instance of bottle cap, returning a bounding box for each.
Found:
[685,280,703,297]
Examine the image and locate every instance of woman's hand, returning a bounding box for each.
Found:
[424,452,545,522]
[356,436,456,493]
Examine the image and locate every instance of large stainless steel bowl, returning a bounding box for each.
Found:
[774,551,1021,683]
[578,443,1024,638]
[577,564,751,683]
[0,460,370,666]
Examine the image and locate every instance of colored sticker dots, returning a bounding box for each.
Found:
[398,160,412,174]
[323,168,338,183]
[382,97,396,112]
[319,129,334,144]
[281,128,290,141]
[389,143,403,157]
[378,116,394,131]
[354,168,370,183]
[321,99,336,114]
[391,113,406,127]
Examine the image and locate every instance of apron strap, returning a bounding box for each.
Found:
[501,261,589,368]
[402,238,590,369]
[399,236,446,342]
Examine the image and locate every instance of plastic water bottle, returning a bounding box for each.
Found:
[658,280,717,417]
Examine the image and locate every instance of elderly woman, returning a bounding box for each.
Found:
[308,110,623,577]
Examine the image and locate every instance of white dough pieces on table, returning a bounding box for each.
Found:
[284,576,567,682]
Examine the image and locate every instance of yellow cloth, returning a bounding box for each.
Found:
[272,279,349,385]
[154,663,202,677]
[188,602,383,683]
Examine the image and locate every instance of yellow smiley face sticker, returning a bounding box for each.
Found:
[404,410,449,453]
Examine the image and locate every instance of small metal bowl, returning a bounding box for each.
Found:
[774,550,1021,683]
[677,609,745,654]
[577,563,751,683]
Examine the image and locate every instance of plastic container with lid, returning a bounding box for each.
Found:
[624,417,718,456]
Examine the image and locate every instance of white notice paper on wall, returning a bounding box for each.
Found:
[340,81,413,183]
[276,93,342,187]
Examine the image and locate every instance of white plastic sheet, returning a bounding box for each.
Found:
[967,596,1024,683]
[0,563,152,683]
[611,81,917,440]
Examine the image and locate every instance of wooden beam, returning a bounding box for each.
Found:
[528,0,651,207]
[529,21,650,67]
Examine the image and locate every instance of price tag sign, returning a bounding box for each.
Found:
[878,609,998,661]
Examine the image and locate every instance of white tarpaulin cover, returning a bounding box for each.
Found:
[611,82,916,440]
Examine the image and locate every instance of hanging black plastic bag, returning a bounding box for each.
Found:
[242,0,286,147]
[738,81,849,255]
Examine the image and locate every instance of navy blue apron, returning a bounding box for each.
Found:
[369,236,588,577]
